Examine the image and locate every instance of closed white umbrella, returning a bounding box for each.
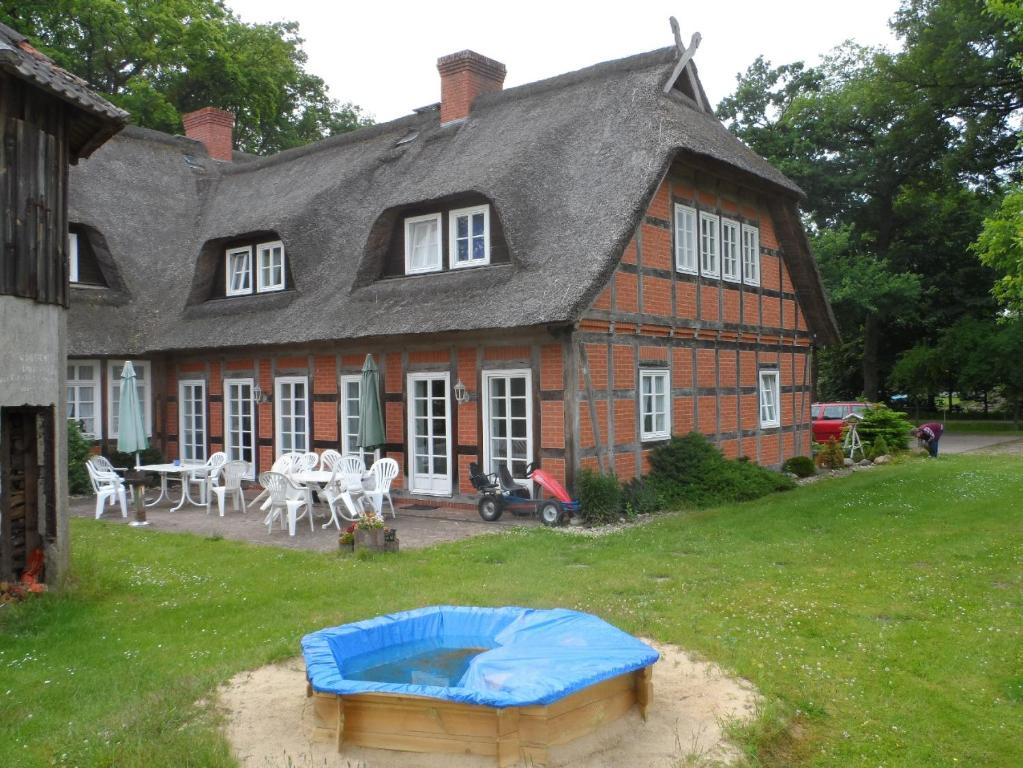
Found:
[116,361,148,468]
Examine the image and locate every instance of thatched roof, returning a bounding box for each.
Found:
[0,22,127,159]
[67,46,838,355]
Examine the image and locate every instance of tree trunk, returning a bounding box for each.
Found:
[862,315,881,401]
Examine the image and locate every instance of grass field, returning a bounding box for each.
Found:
[2,455,1021,767]
[940,419,1023,435]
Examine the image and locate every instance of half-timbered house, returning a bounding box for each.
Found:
[65,44,838,507]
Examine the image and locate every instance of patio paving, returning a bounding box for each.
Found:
[69,487,536,551]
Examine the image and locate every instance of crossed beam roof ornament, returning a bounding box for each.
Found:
[663,16,707,110]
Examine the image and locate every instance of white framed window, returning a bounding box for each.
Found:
[107,360,152,438]
[482,370,533,487]
[639,369,671,441]
[256,240,286,292]
[179,379,207,463]
[275,376,309,456]
[406,372,452,495]
[699,212,720,278]
[68,232,79,283]
[674,204,697,274]
[225,246,252,296]
[742,224,761,286]
[67,360,100,438]
[404,213,443,274]
[449,205,490,268]
[759,369,780,428]
[340,374,366,462]
[224,378,256,479]
[721,219,740,283]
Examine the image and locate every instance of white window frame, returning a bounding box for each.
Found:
[68,232,79,284]
[256,240,286,293]
[340,374,366,463]
[224,378,256,479]
[742,224,761,286]
[699,211,720,279]
[274,376,309,457]
[721,218,740,283]
[449,204,491,269]
[67,359,101,438]
[404,213,443,275]
[674,204,697,274]
[178,379,207,463]
[759,369,780,428]
[481,369,534,491]
[225,246,253,296]
[406,371,452,496]
[639,368,671,442]
[107,360,152,438]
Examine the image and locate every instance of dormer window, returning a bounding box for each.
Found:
[224,239,287,296]
[450,205,490,268]
[405,213,443,274]
[257,240,285,291]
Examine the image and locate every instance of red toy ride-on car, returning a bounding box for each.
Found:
[469,461,580,527]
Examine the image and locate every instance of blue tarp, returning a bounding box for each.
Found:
[302,605,659,708]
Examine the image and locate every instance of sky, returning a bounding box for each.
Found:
[227,0,903,122]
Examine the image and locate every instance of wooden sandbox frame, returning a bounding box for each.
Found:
[306,664,654,767]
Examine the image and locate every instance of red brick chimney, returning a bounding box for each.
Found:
[437,50,506,125]
[181,107,235,162]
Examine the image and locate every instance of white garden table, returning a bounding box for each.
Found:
[136,462,211,512]
[290,469,372,528]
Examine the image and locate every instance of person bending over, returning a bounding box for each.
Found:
[911,422,944,457]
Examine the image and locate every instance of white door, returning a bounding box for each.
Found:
[482,370,533,486]
[407,373,451,495]
[178,380,207,462]
[225,379,255,478]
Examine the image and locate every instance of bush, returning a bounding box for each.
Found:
[782,455,816,478]
[620,477,663,517]
[857,404,913,452]
[867,435,890,460]
[108,446,164,470]
[647,433,794,507]
[815,437,846,469]
[576,469,622,524]
[67,420,92,495]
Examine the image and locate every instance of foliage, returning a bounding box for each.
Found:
[781,455,816,478]
[647,433,793,507]
[356,514,384,530]
[0,0,371,154]
[6,457,1023,766]
[66,420,92,495]
[973,187,1023,311]
[815,437,847,469]
[619,477,663,518]
[718,0,1022,399]
[857,404,914,452]
[107,447,163,470]
[868,435,891,460]
[576,469,622,525]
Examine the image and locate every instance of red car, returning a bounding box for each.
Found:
[811,402,869,444]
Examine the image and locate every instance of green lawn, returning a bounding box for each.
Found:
[2,456,1022,767]
[940,419,1023,435]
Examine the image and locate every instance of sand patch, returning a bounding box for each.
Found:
[218,641,757,768]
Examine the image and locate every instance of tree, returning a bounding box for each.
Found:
[0,0,370,154]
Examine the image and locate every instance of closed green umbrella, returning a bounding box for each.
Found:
[117,361,148,468]
[357,355,385,452]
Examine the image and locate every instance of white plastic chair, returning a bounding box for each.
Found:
[207,460,248,517]
[321,458,368,528]
[364,458,399,519]
[247,453,303,510]
[189,451,226,504]
[86,459,128,519]
[319,449,343,472]
[298,452,320,472]
[90,455,135,502]
[259,471,313,536]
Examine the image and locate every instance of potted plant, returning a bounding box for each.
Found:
[338,523,356,553]
[354,514,386,550]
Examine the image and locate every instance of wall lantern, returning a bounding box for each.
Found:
[252,384,271,404]
[453,378,471,405]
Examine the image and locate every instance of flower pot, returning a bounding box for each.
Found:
[354,527,385,550]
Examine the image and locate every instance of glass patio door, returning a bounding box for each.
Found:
[407,373,451,495]
[482,370,533,485]
[224,379,255,478]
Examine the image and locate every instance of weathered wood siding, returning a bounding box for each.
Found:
[0,72,70,306]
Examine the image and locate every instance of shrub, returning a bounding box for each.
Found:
[647,433,794,507]
[108,446,164,470]
[620,477,663,517]
[67,420,92,495]
[576,469,622,524]
[815,438,846,469]
[782,455,816,478]
[867,435,890,460]
[856,404,913,452]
